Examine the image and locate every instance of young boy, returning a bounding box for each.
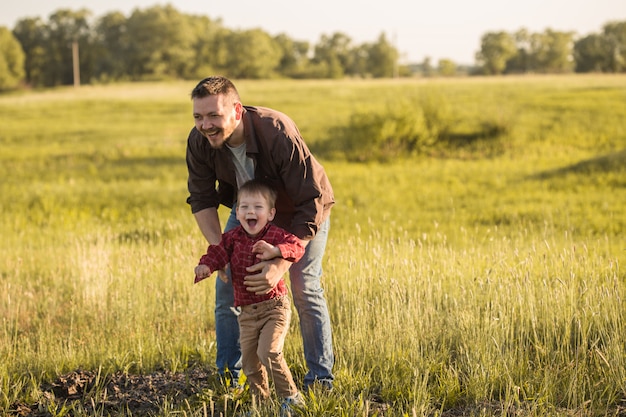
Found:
[194,179,305,414]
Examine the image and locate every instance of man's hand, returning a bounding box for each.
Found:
[217,268,229,283]
[244,257,291,294]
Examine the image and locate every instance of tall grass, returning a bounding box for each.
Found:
[1,75,625,416]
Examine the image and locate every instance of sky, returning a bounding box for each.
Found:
[1,0,625,65]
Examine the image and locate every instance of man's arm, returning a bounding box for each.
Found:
[244,239,308,294]
[244,258,292,294]
[193,207,222,245]
[194,207,230,282]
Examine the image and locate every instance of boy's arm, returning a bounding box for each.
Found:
[275,238,306,262]
[252,229,306,263]
[274,231,306,263]
[194,236,231,284]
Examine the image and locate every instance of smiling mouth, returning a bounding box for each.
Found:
[201,127,220,138]
[246,219,258,228]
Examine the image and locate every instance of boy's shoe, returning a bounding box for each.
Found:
[280,392,304,417]
[229,383,246,398]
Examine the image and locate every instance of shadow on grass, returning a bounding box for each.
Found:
[310,121,509,162]
[530,148,626,180]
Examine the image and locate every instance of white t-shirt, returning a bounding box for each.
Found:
[227,142,255,189]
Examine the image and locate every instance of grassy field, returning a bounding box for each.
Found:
[1,75,625,416]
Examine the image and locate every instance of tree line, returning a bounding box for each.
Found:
[475,22,626,75]
[0,4,625,90]
[0,4,399,89]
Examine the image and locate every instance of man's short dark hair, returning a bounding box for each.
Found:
[191,76,240,103]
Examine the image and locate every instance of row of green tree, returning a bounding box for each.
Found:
[0,4,625,90]
[476,22,626,75]
[1,4,399,89]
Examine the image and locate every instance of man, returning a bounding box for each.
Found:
[185,76,335,390]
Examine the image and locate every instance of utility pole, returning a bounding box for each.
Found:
[72,40,80,88]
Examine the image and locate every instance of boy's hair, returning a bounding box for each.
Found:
[237,180,277,209]
[191,76,240,103]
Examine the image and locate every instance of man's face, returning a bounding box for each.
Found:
[193,94,242,148]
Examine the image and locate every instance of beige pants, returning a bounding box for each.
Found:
[238,295,298,400]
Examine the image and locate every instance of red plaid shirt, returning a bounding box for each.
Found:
[195,223,305,306]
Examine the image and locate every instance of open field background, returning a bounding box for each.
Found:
[1,75,625,416]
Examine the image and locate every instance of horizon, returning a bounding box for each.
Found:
[2,0,625,65]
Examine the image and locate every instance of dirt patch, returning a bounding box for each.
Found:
[9,367,221,416]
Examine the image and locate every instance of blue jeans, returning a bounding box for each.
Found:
[215,208,334,387]
[214,211,243,384]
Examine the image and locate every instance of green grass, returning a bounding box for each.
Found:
[1,75,625,416]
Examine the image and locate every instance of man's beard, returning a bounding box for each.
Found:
[203,128,233,149]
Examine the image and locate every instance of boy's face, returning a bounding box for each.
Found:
[236,191,276,237]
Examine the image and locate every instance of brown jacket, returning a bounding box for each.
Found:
[186,106,334,240]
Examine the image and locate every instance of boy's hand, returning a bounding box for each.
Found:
[195,265,230,283]
[252,240,281,260]
[194,265,212,283]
